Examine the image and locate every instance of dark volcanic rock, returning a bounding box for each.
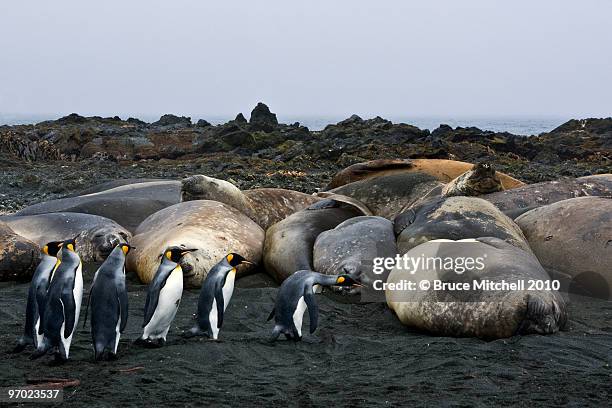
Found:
[196,119,212,128]
[152,114,192,128]
[234,113,248,124]
[249,102,278,132]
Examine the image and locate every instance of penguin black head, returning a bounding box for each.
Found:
[163,246,198,263]
[43,241,63,257]
[62,237,78,252]
[226,253,255,267]
[334,274,363,288]
[119,243,135,255]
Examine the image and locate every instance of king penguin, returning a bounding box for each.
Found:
[85,243,132,361]
[13,241,63,353]
[136,246,197,347]
[268,270,361,341]
[30,238,83,362]
[189,253,254,340]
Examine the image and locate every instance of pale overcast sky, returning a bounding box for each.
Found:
[0,0,610,119]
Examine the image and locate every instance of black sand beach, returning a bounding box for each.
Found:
[2,264,610,407]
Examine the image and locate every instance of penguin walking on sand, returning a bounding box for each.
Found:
[189,253,254,340]
[268,270,361,341]
[13,241,63,353]
[136,246,197,347]
[84,243,132,361]
[30,238,83,362]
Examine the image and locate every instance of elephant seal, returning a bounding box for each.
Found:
[394,196,531,254]
[181,175,321,230]
[263,201,365,283]
[482,174,612,219]
[313,216,397,293]
[15,181,181,232]
[66,178,164,197]
[385,237,567,339]
[323,158,524,191]
[1,213,130,262]
[127,200,264,288]
[325,163,506,219]
[515,196,612,300]
[0,221,41,281]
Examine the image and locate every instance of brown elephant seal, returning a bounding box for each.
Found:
[0,221,41,281]
[323,158,524,191]
[515,196,612,299]
[324,163,506,219]
[127,200,264,288]
[1,213,130,262]
[263,201,366,283]
[15,180,182,232]
[385,237,567,339]
[394,196,531,254]
[313,216,397,295]
[482,174,612,219]
[181,175,320,230]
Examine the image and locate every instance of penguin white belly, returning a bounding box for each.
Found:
[143,269,183,340]
[209,299,219,339]
[293,297,307,337]
[61,263,83,358]
[222,270,236,310]
[34,317,43,348]
[114,316,121,353]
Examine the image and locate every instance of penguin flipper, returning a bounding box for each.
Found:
[117,283,129,333]
[267,307,276,321]
[214,284,225,329]
[61,289,77,339]
[34,286,47,334]
[304,291,319,334]
[143,262,174,327]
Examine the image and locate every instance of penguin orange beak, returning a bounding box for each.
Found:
[180,248,198,255]
[241,260,256,266]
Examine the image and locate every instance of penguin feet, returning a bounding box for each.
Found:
[10,340,28,354]
[29,347,50,360]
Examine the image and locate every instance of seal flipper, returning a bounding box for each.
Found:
[303,290,319,334]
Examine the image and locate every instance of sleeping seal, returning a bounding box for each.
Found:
[481,174,612,218]
[181,175,320,230]
[1,213,130,262]
[385,237,567,339]
[323,158,524,191]
[0,221,41,281]
[394,196,531,254]
[515,196,612,299]
[127,200,263,288]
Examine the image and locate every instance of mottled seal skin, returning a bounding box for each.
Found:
[181,175,321,230]
[1,213,130,262]
[395,196,531,254]
[127,200,264,288]
[0,221,40,281]
[66,178,165,197]
[313,216,397,291]
[323,158,524,191]
[263,204,364,283]
[482,174,612,219]
[386,238,567,339]
[327,172,444,219]
[16,181,181,232]
[515,196,612,300]
[442,163,503,196]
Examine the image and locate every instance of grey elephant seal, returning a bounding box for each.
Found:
[394,196,531,254]
[0,221,41,281]
[482,174,612,218]
[1,213,130,262]
[127,200,264,288]
[181,175,320,230]
[386,237,567,339]
[325,163,506,219]
[515,196,612,300]
[263,201,365,283]
[15,181,181,232]
[313,216,397,293]
[323,158,524,191]
[66,178,165,197]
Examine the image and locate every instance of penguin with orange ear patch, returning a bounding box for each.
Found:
[189,253,254,340]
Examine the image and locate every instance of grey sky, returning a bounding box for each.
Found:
[0,0,610,119]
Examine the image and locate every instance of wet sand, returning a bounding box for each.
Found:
[1,265,611,407]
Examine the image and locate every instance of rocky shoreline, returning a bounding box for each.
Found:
[1,103,610,213]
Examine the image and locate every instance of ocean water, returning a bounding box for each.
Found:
[0,113,568,136]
